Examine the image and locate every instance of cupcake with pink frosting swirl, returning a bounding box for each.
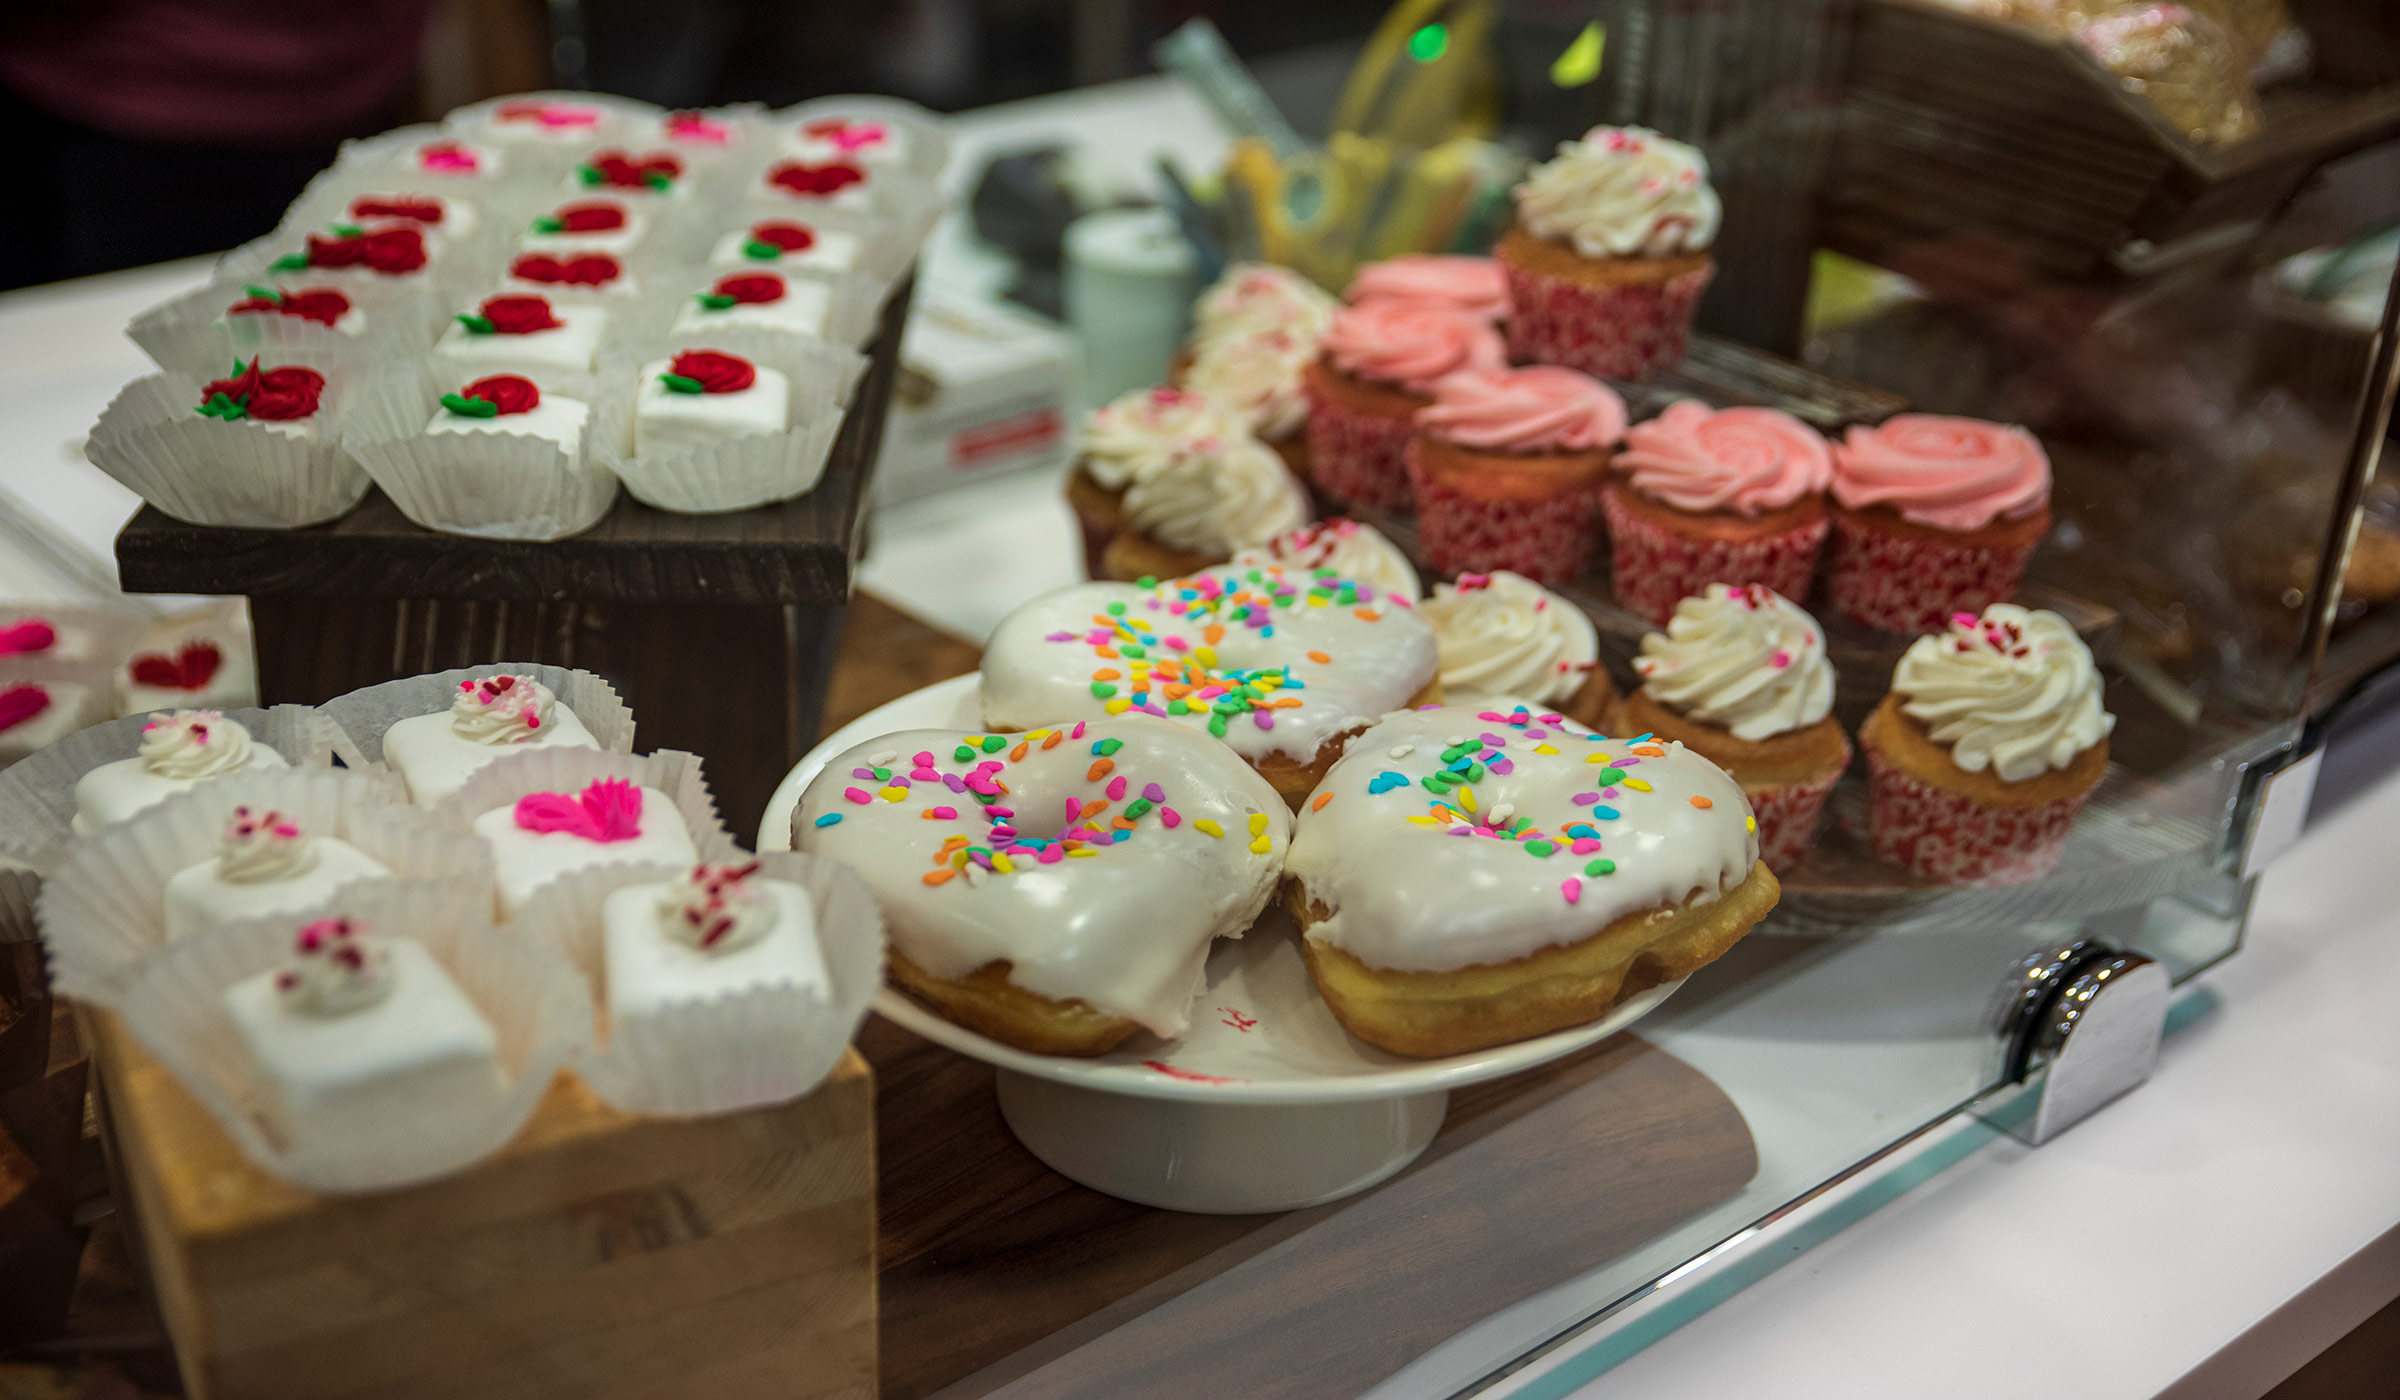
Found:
[1406,365,1626,584]
[1344,255,1511,324]
[1825,414,2052,633]
[1302,299,1504,512]
[1600,399,1834,624]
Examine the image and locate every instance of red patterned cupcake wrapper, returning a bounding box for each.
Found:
[1600,489,1829,626]
[1302,381,1418,512]
[1502,261,1712,381]
[1404,441,1599,585]
[1826,514,2035,634]
[1864,744,2088,887]
[1747,758,1846,874]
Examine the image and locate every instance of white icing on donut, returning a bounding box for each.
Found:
[1285,702,1758,972]
[795,716,1289,1035]
[979,564,1438,766]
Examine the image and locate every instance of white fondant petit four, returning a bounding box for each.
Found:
[634,351,789,453]
[501,250,636,302]
[380,674,601,803]
[424,375,590,456]
[471,778,698,912]
[521,199,647,257]
[222,285,367,339]
[434,296,608,383]
[72,710,290,835]
[344,192,479,239]
[759,160,874,213]
[669,271,829,341]
[707,220,859,275]
[163,806,393,940]
[0,681,90,764]
[195,359,327,442]
[787,116,906,170]
[223,918,506,1148]
[601,861,829,1021]
[121,639,245,716]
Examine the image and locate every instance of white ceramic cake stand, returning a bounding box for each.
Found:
[761,672,1686,1214]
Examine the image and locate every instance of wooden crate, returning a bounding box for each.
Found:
[87,1010,876,1400]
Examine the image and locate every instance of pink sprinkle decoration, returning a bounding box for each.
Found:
[912,751,935,767]
[843,787,870,804]
[1561,878,1582,904]
[514,778,645,843]
[1037,845,1065,864]
[1477,711,1506,722]
[1571,838,1602,855]
[1159,806,1181,828]
[1064,797,1082,823]
[1106,776,1127,801]
[928,806,957,819]
[987,806,1014,818]
[1142,782,1166,802]
[1770,650,1791,669]
[1071,721,1087,739]
[911,768,940,783]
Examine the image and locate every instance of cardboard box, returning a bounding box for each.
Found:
[872,287,1072,505]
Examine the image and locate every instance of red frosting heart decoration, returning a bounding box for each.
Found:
[456,375,542,416]
[0,684,50,732]
[554,200,628,232]
[767,161,865,197]
[129,641,224,691]
[749,220,816,252]
[668,350,757,394]
[478,295,564,334]
[0,618,57,655]
[513,778,646,843]
[351,196,446,225]
[712,274,784,306]
[511,252,621,286]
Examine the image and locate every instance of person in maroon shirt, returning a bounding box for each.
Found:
[0,0,433,289]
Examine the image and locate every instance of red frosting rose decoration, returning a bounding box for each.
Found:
[459,294,564,336]
[534,200,628,235]
[227,286,353,327]
[766,161,865,198]
[0,684,50,733]
[511,252,621,287]
[197,359,326,422]
[350,196,446,225]
[660,350,757,395]
[744,220,816,260]
[442,375,542,418]
[582,149,681,191]
[281,225,426,275]
[129,641,223,691]
[695,273,784,311]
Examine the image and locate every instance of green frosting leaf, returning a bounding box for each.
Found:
[695,292,738,310]
[658,373,706,395]
[454,313,496,335]
[195,393,249,421]
[269,254,310,272]
[242,285,282,302]
[439,393,500,418]
[742,240,782,261]
[644,171,673,191]
[530,216,563,234]
[577,166,603,185]
[328,223,362,238]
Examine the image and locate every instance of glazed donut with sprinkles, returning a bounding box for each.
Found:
[980,563,1439,810]
[1282,701,1779,1057]
[796,715,1289,1056]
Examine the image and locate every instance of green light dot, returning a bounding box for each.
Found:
[1407,22,1449,62]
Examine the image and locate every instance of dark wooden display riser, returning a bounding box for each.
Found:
[115,279,916,836]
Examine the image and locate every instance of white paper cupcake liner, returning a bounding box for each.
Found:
[0,703,353,875]
[345,360,624,540]
[448,746,735,862]
[86,371,372,530]
[317,663,636,771]
[591,340,862,513]
[512,848,881,1116]
[129,276,444,379]
[115,878,592,1193]
[773,95,954,188]
[34,766,486,1006]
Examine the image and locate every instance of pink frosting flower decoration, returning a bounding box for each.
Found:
[1345,255,1511,324]
[514,778,645,843]
[1417,366,1627,453]
[1320,300,1505,394]
[1831,413,2050,531]
[1616,400,1833,516]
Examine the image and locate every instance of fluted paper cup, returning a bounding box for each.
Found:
[86,370,371,529]
[513,848,881,1116]
[591,340,861,512]
[318,663,636,771]
[116,879,591,1193]
[129,278,444,379]
[33,766,492,1005]
[0,704,352,876]
[345,361,624,540]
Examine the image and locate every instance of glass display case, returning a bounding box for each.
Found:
[852,4,2400,1397]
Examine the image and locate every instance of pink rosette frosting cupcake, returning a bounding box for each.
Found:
[1344,255,1510,324]
[1407,365,1625,584]
[1303,300,1504,511]
[1826,414,2052,633]
[1602,400,1834,624]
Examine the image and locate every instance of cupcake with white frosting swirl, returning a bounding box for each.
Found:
[1180,263,1341,480]
[1100,416,1310,582]
[1860,604,2113,886]
[1063,385,1242,579]
[1420,570,1615,726]
[1627,584,1849,870]
[1499,125,1719,380]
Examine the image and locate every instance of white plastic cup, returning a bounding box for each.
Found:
[1063,206,1197,408]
